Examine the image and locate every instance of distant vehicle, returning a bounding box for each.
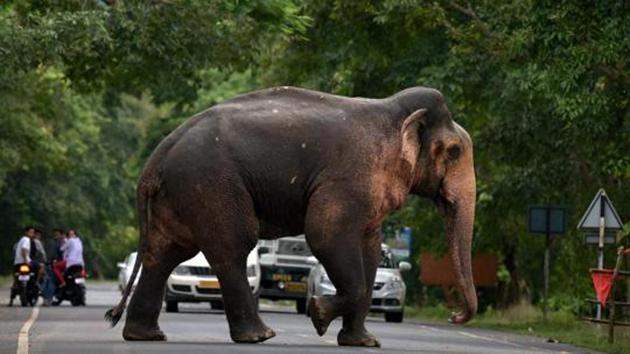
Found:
[52,265,87,306]
[258,235,312,314]
[9,263,39,307]
[164,247,261,312]
[306,244,411,322]
[117,252,139,293]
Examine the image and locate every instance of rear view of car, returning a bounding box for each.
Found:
[164,248,260,312]
[258,235,313,314]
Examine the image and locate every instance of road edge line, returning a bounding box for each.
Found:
[17,305,40,354]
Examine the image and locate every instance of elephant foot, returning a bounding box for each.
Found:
[337,328,380,347]
[123,323,167,341]
[230,323,276,344]
[309,296,335,336]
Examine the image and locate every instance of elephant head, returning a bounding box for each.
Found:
[400,95,477,324]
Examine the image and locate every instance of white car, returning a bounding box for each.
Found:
[117,252,139,293]
[306,244,411,322]
[164,248,261,312]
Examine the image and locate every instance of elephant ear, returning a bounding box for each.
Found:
[400,108,428,169]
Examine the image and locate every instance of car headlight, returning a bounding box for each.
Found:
[246,265,257,277]
[386,276,404,290]
[173,266,190,275]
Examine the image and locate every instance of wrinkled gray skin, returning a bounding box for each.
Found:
[106,86,477,347]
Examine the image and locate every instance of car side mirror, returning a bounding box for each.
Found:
[398,261,411,272]
[117,262,127,269]
[306,256,318,266]
[258,247,269,256]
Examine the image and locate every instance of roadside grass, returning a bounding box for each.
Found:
[0,274,11,287]
[406,303,630,354]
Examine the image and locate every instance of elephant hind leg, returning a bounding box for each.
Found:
[196,212,275,344]
[123,224,197,341]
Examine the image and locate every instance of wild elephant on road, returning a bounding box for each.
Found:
[106,86,477,347]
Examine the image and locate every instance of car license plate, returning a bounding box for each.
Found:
[18,275,29,281]
[272,273,292,282]
[74,278,85,284]
[285,282,306,293]
[199,280,220,289]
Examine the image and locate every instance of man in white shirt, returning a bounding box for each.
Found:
[12,226,35,288]
[14,226,34,266]
[63,229,84,269]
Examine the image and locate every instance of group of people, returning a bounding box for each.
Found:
[13,226,85,305]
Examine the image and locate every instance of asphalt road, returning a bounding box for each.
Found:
[0,282,596,354]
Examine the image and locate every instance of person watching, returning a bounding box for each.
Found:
[31,229,47,284]
[52,229,68,287]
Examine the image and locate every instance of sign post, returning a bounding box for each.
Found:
[577,189,623,320]
[528,205,567,320]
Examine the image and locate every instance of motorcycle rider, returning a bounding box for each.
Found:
[12,226,35,289]
[62,229,84,280]
[52,229,68,287]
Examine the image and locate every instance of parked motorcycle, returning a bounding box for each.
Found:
[9,263,40,307]
[52,265,87,306]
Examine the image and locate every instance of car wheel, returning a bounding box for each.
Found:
[296,298,307,314]
[254,294,260,311]
[385,311,404,323]
[166,300,179,313]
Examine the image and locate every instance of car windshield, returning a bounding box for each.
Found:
[128,253,137,265]
[379,250,395,268]
[277,239,312,256]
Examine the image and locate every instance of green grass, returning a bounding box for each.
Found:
[405,303,630,354]
[0,274,11,287]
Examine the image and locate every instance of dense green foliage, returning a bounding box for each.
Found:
[0,0,306,275]
[1,0,628,317]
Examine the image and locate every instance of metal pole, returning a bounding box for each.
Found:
[543,207,550,321]
[543,232,550,321]
[596,194,606,320]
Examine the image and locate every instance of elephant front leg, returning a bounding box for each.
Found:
[304,198,381,347]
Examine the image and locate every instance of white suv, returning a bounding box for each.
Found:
[164,248,261,312]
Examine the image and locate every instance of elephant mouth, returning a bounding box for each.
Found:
[432,179,449,216]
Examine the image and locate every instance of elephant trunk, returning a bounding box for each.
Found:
[438,138,477,323]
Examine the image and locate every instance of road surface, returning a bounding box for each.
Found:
[0,282,595,354]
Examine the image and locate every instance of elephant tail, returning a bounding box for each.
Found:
[105,177,154,327]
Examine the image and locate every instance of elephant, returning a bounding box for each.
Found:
[105,86,477,347]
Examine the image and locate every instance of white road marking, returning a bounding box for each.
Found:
[418,324,444,332]
[17,305,40,354]
[457,330,527,349]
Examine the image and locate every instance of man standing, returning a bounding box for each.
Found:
[32,229,47,284]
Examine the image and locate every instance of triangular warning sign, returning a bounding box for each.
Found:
[577,189,623,230]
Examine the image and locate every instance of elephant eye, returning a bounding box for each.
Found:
[447,145,461,160]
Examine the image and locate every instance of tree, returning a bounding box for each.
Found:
[261,0,630,310]
[0,0,308,276]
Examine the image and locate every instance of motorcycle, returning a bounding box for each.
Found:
[9,263,40,307]
[52,265,87,306]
